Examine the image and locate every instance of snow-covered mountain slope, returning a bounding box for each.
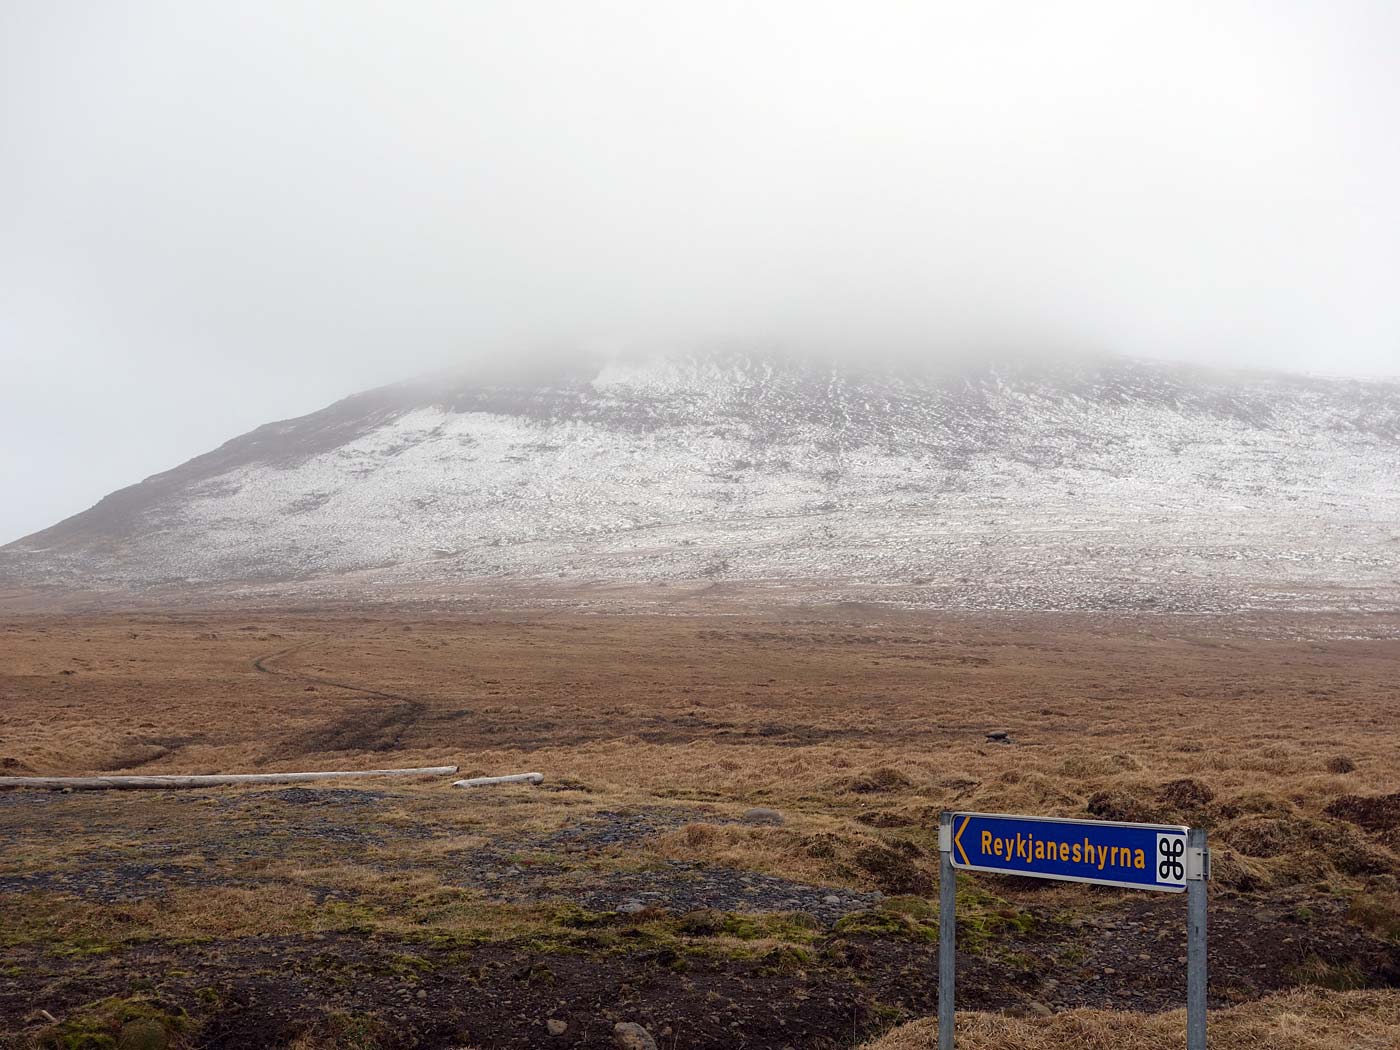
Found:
[4,353,1399,612]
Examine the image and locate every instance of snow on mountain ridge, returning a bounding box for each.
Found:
[3,353,1398,611]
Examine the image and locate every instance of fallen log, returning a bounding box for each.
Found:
[0,765,460,791]
[452,772,544,788]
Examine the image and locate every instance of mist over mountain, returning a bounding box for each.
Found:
[4,350,1397,613]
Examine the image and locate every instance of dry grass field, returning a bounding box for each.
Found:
[1,606,1398,1048]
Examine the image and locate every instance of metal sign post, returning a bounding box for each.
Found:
[1186,826,1208,1048]
[938,812,956,1050]
[937,810,1209,1050]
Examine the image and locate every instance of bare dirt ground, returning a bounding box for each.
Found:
[1,606,1398,1049]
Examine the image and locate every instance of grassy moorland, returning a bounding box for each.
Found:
[0,608,1396,1048]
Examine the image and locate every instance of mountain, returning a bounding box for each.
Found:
[4,352,1399,612]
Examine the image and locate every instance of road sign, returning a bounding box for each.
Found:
[946,811,1192,892]
[937,811,1209,1050]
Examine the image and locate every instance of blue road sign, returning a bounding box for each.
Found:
[937,812,1210,1050]
[948,811,1190,892]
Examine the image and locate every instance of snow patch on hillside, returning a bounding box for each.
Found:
[4,355,1398,612]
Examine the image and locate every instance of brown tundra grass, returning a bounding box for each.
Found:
[1,606,1397,1048]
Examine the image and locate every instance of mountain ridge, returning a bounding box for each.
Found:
[5,352,1398,612]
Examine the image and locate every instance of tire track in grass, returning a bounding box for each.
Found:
[252,636,429,754]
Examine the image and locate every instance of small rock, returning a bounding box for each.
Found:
[612,1021,658,1050]
[617,899,646,915]
[822,894,841,905]
[546,1019,568,1037]
[985,730,1012,743]
[741,807,784,826]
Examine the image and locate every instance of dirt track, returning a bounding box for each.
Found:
[251,637,428,755]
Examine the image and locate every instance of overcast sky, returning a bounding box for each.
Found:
[2,2,1398,544]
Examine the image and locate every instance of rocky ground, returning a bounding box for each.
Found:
[1,783,1396,1049]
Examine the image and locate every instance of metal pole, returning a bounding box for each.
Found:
[1186,827,1208,1050]
[938,811,956,1050]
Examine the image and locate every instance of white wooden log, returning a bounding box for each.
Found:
[0,765,459,791]
[452,772,544,788]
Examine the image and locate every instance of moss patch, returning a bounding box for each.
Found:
[32,998,191,1050]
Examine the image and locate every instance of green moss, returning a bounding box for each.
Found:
[116,1019,169,1050]
[673,910,820,944]
[719,914,765,939]
[831,884,1035,950]
[51,939,117,958]
[958,906,1033,948]
[380,952,434,976]
[33,998,191,1050]
[953,884,1036,949]
[833,909,938,941]
[755,944,816,975]
[35,1017,116,1050]
[400,928,487,956]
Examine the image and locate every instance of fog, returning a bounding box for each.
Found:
[3,2,1398,543]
